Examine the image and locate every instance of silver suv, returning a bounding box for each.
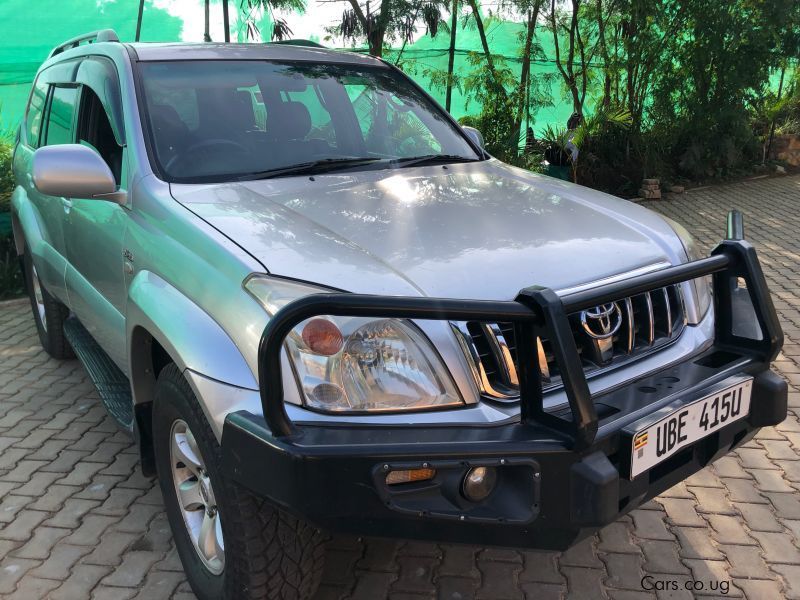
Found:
[11,30,787,600]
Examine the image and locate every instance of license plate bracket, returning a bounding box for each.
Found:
[624,376,753,479]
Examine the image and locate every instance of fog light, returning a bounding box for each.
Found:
[462,467,497,502]
[386,468,436,485]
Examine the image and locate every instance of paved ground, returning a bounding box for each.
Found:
[2,174,800,600]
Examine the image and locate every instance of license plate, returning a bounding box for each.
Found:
[630,378,753,478]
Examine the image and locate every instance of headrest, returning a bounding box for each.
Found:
[266,101,311,141]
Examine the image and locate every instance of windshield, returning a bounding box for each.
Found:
[139,60,481,183]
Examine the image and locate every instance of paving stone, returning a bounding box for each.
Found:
[475,561,524,599]
[705,514,755,546]
[561,567,607,600]
[28,543,90,580]
[519,582,565,600]
[83,531,139,566]
[602,552,644,590]
[771,564,800,599]
[657,498,705,528]
[0,509,48,541]
[735,448,778,470]
[557,536,603,568]
[10,471,63,497]
[597,520,641,555]
[720,477,767,504]
[688,488,735,515]
[732,502,783,532]
[0,557,40,595]
[129,570,186,600]
[681,560,740,597]
[4,575,61,600]
[100,550,163,587]
[719,544,773,579]
[50,564,112,600]
[750,468,795,492]
[391,556,438,594]
[732,579,784,599]
[639,540,689,575]
[760,439,799,460]
[11,526,70,560]
[672,527,723,561]
[0,494,32,524]
[62,514,119,547]
[749,531,800,564]
[764,491,800,519]
[44,497,100,529]
[710,457,750,479]
[630,510,674,541]
[438,544,478,579]
[92,585,138,600]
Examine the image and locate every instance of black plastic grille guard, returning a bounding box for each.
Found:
[257,238,783,449]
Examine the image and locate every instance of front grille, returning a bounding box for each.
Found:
[455,285,686,400]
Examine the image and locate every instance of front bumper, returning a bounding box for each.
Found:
[221,235,787,550]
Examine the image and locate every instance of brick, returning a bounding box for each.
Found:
[4,575,60,600]
[639,540,689,575]
[561,567,608,600]
[761,439,799,460]
[705,514,755,546]
[720,478,767,504]
[62,514,118,547]
[100,550,163,588]
[82,531,139,567]
[109,503,162,535]
[56,461,105,487]
[658,482,694,499]
[751,468,795,492]
[672,527,723,560]
[689,487,735,515]
[0,509,48,541]
[711,456,750,479]
[43,498,100,529]
[93,486,145,517]
[50,564,112,600]
[73,475,125,501]
[438,544,478,579]
[0,494,32,524]
[597,520,640,555]
[776,459,800,482]
[631,510,674,541]
[720,544,773,579]
[658,498,705,528]
[11,526,70,560]
[391,556,438,594]
[475,560,523,599]
[3,459,47,483]
[684,469,723,488]
[735,448,778,470]
[765,491,800,519]
[602,552,644,590]
[129,570,186,600]
[10,471,62,497]
[29,543,90,580]
[558,536,603,568]
[28,484,80,512]
[772,564,800,599]
[733,502,783,532]
[0,557,40,595]
[750,531,800,564]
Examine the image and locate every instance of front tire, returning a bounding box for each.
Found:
[153,364,326,600]
[22,247,74,359]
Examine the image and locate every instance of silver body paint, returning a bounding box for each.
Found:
[11,42,712,440]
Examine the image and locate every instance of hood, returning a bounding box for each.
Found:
[171,161,687,300]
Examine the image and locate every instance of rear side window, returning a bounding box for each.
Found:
[25,78,48,148]
[45,86,79,146]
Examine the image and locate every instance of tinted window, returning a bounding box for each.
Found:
[77,87,123,184]
[45,86,79,146]
[140,61,479,183]
[25,78,48,148]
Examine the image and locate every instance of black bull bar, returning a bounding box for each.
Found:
[250,234,783,450]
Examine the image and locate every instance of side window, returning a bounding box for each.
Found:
[77,87,123,184]
[25,78,48,148]
[44,86,79,146]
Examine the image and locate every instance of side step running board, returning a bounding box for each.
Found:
[63,317,134,430]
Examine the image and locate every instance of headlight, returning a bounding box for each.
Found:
[662,217,712,321]
[244,276,464,413]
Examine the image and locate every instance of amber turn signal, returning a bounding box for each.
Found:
[385,468,436,485]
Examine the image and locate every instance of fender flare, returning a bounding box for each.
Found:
[127,270,258,411]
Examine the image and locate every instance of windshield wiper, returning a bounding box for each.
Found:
[238,157,384,181]
[391,154,481,168]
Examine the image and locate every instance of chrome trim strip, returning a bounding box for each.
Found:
[624,297,634,354]
[536,338,550,382]
[556,262,672,296]
[486,323,519,387]
[644,291,655,345]
[663,287,673,337]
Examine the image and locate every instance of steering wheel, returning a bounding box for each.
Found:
[165,139,251,173]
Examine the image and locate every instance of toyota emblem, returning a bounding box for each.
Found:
[580,302,623,340]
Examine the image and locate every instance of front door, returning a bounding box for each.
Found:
[63,85,129,370]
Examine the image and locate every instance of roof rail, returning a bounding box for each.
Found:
[49,29,120,59]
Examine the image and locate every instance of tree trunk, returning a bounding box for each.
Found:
[445,0,459,112]
[204,0,211,42]
[467,0,500,86]
[514,2,542,149]
[596,0,611,108]
[222,0,230,42]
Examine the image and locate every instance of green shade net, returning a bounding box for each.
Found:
[0,0,575,138]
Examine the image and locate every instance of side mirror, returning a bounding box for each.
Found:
[462,126,485,149]
[32,144,125,203]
